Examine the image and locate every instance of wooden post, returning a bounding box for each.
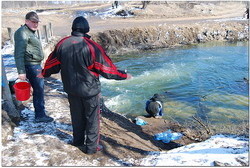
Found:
[1,59,20,122]
[7,27,14,44]
[49,22,53,37]
[36,29,44,49]
[36,29,42,43]
[43,25,49,43]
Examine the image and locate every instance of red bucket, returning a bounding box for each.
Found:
[13,82,31,101]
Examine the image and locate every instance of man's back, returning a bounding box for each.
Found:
[44,32,128,98]
[56,35,101,98]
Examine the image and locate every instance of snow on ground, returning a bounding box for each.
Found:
[2,41,18,80]
[72,4,136,19]
[141,134,249,166]
[212,17,248,22]
[37,11,57,15]
[2,100,122,166]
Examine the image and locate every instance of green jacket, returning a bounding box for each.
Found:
[14,24,44,74]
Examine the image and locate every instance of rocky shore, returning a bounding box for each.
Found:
[92,21,249,55]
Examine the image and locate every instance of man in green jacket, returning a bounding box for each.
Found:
[14,11,53,123]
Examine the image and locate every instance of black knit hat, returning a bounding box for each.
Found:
[72,16,90,33]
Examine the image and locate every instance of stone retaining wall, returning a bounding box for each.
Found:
[91,21,249,55]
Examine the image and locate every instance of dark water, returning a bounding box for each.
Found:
[101,41,249,125]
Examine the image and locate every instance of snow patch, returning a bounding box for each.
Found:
[140,134,248,166]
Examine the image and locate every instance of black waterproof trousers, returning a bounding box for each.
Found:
[68,93,101,153]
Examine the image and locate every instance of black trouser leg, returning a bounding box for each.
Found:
[84,94,100,153]
[68,94,100,153]
[68,94,86,146]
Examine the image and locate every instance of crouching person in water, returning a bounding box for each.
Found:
[145,94,164,118]
[40,16,132,155]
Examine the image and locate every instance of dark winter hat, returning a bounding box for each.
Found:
[25,11,40,22]
[72,16,90,33]
[151,93,162,101]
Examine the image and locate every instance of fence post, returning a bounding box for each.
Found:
[43,25,49,43]
[36,29,42,43]
[49,22,53,37]
[7,27,14,44]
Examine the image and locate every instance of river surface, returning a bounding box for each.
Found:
[2,41,248,126]
[101,41,249,126]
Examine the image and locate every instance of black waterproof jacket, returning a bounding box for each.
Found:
[42,31,127,98]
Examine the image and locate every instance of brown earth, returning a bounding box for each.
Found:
[1,1,248,42]
[1,1,249,166]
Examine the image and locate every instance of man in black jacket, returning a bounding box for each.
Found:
[41,16,132,154]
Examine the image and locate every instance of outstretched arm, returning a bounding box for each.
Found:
[84,37,130,80]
